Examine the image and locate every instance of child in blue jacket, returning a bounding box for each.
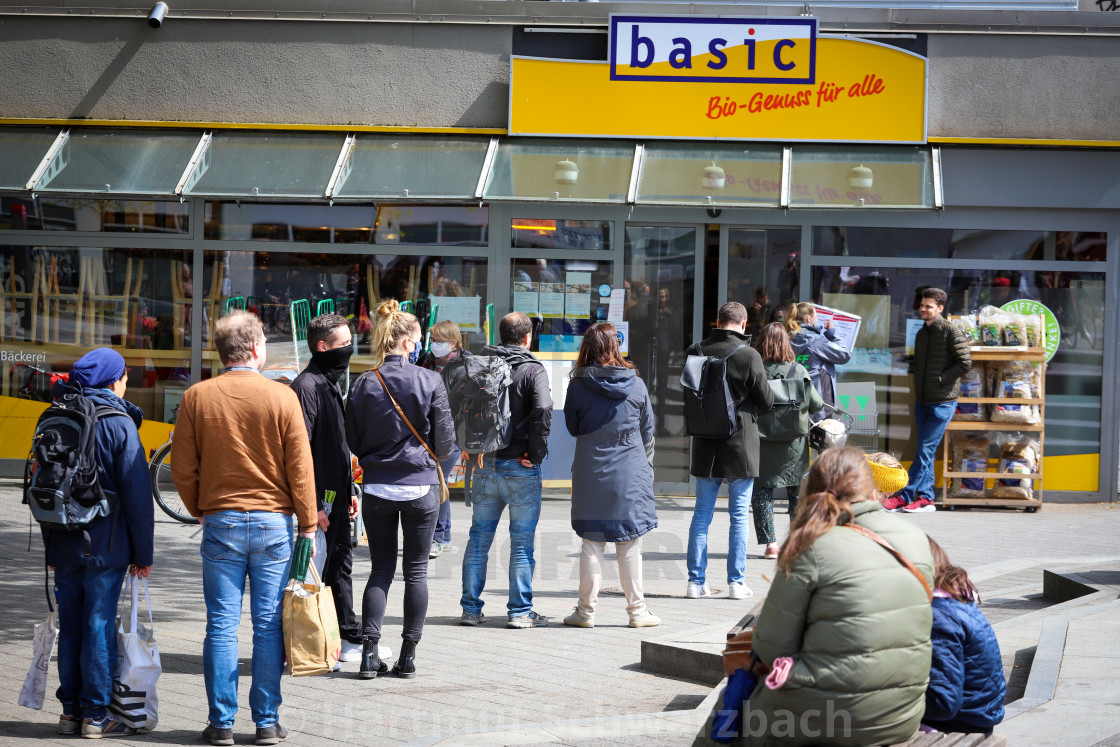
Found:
[923,537,1006,736]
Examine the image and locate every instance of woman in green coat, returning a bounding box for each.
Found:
[752,323,823,559]
[696,446,934,746]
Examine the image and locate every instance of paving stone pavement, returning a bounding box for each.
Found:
[1,479,1118,746]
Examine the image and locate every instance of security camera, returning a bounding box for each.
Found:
[148,2,168,28]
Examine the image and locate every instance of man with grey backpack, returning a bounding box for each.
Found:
[681,302,773,601]
[27,348,153,738]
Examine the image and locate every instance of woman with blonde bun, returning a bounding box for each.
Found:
[346,300,454,680]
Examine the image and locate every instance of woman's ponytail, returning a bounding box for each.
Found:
[369,298,418,370]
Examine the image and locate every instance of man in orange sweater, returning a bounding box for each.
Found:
[171,311,316,747]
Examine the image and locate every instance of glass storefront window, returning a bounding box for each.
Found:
[810,258,1105,491]
[204,202,488,246]
[624,225,697,484]
[814,226,1107,262]
[484,139,635,203]
[509,258,611,353]
[201,250,488,378]
[790,146,934,208]
[511,219,610,251]
[35,128,202,196]
[636,144,783,207]
[0,127,60,191]
[727,227,802,342]
[1,197,189,234]
[0,244,194,437]
[186,131,345,199]
[332,135,489,200]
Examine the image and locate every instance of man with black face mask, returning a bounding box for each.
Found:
[290,313,363,663]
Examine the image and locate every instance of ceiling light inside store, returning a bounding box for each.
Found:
[848,163,873,189]
[554,159,579,185]
[702,162,726,190]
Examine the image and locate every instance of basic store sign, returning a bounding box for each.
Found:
[510,15,928,143]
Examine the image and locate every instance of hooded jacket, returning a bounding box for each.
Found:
[789,323,851,411]
[564,366,657,542]
[924,595,1006,731]
[346,354,455,486]
[741,500,935,746]
[42,387,154,569]
[480,344,553,465]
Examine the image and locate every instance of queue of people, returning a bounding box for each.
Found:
[34,287,998,745]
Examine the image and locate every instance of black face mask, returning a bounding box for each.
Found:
[312,343,353,385]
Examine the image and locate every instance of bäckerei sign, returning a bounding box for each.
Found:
[510,16,927,144]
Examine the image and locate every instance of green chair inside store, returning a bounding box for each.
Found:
[224,296,246,315]
[315,298,335,317]
[290,299,312,369]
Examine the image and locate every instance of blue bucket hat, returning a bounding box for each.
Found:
[70,348,127,389]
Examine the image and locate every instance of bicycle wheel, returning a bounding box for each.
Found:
[149,442,199,525]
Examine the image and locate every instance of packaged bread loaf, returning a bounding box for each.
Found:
[989,437,1039,500]
[1024,314,1043,348]
[989,360,1041,425]
[978,306,1003,346]
[1003,314,1028,346]
[950,436,989,498]
[953,363,986,421]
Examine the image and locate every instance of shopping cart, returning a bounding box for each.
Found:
[808,402,855,452]
[846,409,881,454]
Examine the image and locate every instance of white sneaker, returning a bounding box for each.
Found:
[727,582,754,600]
[338,640,363,663]
[629,610,661,628]
[686,582,713,599]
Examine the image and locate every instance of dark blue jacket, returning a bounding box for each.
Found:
[346,355,454,486]
[564,366,657,542]
[42,388,155,569]
[924,596,1006,729]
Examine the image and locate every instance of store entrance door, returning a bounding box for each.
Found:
[623,224,706,495]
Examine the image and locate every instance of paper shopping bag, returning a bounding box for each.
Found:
[282,563,341,676]
[110,576,161,732]
[18,609,57,710]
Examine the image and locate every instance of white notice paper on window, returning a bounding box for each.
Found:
[812,303,862,353]
[513,281,539,316]
[431,295,482,331]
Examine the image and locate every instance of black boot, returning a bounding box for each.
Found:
[358,637,387,679]
[392,639,417,679]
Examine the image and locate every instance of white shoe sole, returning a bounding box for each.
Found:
[903,504,936,513]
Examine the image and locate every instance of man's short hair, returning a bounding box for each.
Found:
[921,287,949,307]
[307,314,349,353]
[717,302,749,327]
[215,311,264,366]
[499,312,533,346]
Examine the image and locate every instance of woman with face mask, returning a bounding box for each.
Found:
[417,320,470,558]
[345,300,455,681]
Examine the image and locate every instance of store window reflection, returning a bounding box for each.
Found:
[1,244,193,433]
[624,225,696,484]
[727,227,801,343]
[509,258,610,352]
[810,230,1105,493]
[201,250,487,380]
[1,197,189,234]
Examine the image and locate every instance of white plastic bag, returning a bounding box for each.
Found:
[110,576,161,732]
[18,607,58,710]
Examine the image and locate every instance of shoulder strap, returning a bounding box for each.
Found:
[373,369,448,498]
[785,362,801,381]
[721,343,750,362]
[844,523,933,602]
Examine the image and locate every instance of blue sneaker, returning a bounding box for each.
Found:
[81,714,136,738]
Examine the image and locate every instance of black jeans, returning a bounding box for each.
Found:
[323,501,360,644]
[361,486,440,643]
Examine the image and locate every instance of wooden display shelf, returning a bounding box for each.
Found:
[968,346,1047,361]
[941,496,1042,512]
[946,421,1043,432]
[943,471,1042,480]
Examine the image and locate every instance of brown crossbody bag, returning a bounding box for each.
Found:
[373,369,450,504]
[844,523,933,602]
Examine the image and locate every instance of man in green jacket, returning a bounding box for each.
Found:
[886,287,971,513]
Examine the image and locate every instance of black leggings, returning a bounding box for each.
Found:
[360,486,440,643]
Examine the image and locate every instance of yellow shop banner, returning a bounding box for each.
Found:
[511,18,927,143]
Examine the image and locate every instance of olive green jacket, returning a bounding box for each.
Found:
[695,501,934,747]
[909,315,972,404]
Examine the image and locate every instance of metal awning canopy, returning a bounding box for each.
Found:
[2,125,942,209]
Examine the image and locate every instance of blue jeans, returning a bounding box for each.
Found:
[201,511,293,729]
[460,459,542,617]
[433,451,459,545]
[899,400,957,504]
[55,565,128,720]
[688,477,754,586]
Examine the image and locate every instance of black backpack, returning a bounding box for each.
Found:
[443,356,515,456]
[680,342,749,439]
[23,385,127,531]
[757,363,813,441]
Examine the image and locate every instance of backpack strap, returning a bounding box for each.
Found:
[699,341,750,362]
[844,523,932,602]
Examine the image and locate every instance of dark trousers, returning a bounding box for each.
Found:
[323,502,360,644]
[361,486,439,643]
